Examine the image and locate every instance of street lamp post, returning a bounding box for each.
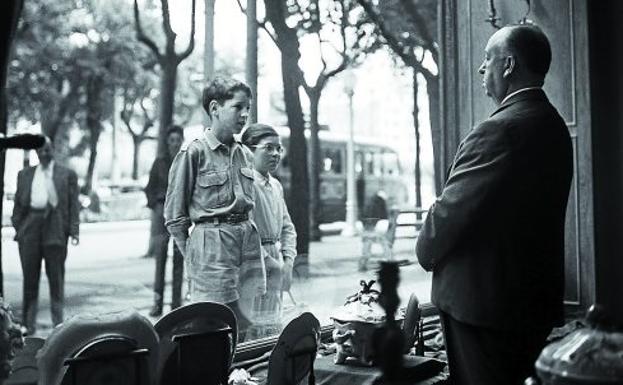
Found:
[342,71,358,236]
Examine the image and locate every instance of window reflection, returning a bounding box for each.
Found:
[3,1,436,344]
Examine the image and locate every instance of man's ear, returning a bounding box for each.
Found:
[209,100,220,118]
[503,56,515,78]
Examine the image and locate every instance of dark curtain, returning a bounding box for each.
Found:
[0,0,26,296]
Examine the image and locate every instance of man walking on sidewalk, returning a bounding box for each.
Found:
[12,136,80,335]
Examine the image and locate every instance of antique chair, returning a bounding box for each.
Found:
[154,302,237,385]
[244,312,320,385]
[36,309,158,385]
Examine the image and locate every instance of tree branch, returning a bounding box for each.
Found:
[357,0,432,77]
[134,0,162,61]
[236,0,278,46]
[401,0,439,61]
[139,95,154,126]
[177,0,196,62]
[160,0,176,42]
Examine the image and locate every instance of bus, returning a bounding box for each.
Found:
[184,125,410,224]
[273,127,409,224]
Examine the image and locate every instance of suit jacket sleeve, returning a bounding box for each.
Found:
[68,169,80,238]
[11,169,26,232]
[415,120,514,271]
[144,158,161,209]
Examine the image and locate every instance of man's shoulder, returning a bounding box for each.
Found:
[18,166,36,175]
[471,117,511,140]
[16,166,35,183]
[177,137,209,159]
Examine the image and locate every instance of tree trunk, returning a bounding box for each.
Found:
[84,131,100,194]
[110,93,119,185]
[245,0,258,123]
[425,74,442,194]
[83,76,105,194]
[132,136,141,180]
[308,89,321,241]
[264,0,310,258]
[204,0,215,127]
[282,59,309,256]
[412,70,422,218]
[157,60,177,157]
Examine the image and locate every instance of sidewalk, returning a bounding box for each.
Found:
[0,220,429,337]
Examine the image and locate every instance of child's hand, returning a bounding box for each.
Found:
[281,258,294,291]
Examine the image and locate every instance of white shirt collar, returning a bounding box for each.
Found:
[500,87,541,105]
[38,160,55,174]
[253,169,271,185]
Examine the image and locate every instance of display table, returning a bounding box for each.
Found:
[311,354,448,385]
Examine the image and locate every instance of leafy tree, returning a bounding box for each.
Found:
[238,0,378,252]
[8,0,84,145]
[133,0,197,157]
[119,70,158,180]
[357,0,442,202]
[9,0,165,193]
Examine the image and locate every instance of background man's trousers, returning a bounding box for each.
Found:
[17,211,67,334]
[152,203,183,310]
[153,237,183,310]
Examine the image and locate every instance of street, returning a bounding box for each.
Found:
[1,220,431,337]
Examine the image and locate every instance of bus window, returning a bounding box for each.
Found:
[383,152,399,175]
[374,152,383,176]
[365,152,374,175]
[355,152,364,175]
[322,148,343,174]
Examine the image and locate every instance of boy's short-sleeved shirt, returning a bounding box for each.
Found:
[164,128,256,242]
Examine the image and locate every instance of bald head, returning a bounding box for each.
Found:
[479,24,552,104]
[492,25,552,80]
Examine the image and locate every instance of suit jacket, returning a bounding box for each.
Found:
[11,163,80,246]
[144,155,172,209]
[416,89,573,331]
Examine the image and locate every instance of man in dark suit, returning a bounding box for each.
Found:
[144,125,184,317]
[416,25,573,385]
[11,136,80,335]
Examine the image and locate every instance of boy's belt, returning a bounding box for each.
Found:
[261,237,278,245]
[201,212,249,225]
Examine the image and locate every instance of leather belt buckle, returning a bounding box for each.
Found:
[213,212,248,224]
[261,238,277,245]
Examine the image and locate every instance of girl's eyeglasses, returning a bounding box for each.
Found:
[252,144,284,154]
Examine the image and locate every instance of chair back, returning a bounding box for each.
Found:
[36,310,159,385]
[61,335,150,385]
[154,302,237,385]
[402,294,421,353]
[266,312,320,385]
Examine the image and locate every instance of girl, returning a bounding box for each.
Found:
[240,123,297,339]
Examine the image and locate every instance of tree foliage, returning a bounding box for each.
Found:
[133,0,196,157]
[8,0,203,189]
[357,0,443,194]
[239,0,380,248]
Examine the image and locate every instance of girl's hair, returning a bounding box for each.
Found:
[241,123,279,148]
